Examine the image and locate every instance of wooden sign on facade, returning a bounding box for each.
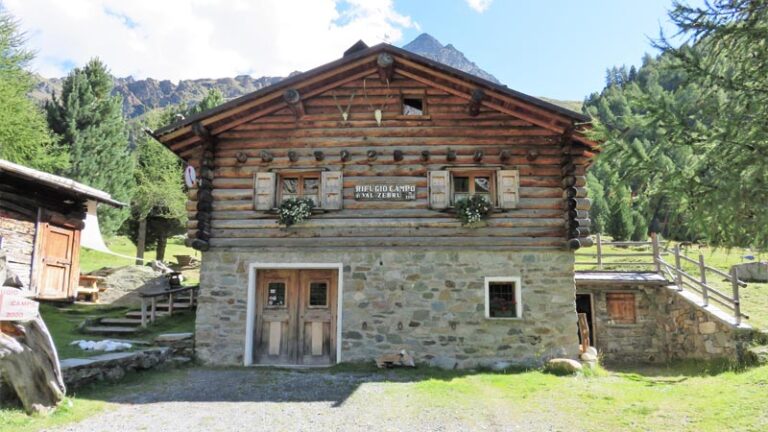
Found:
[0,287,39,321]
[354,184,417,201]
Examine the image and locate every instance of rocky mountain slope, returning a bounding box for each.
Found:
[31,33,580,117]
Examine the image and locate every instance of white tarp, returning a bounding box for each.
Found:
[80,200,110,253]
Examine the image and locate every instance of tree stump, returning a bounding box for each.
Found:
[0,316,66,414]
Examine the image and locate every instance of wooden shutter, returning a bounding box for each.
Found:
[428,170,450,209]
[253,172,276,211]
[321,171,343,210]
[606,292,636,324]
[496,170,519,209]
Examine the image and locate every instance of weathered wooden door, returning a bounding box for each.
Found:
[297,270,337,365]
[36,223,80,300]
[254,269,337,365]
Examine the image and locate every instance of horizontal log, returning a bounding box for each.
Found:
[205,217,566,230]
[562,187,588,199]
[209,236,566,248]
[566,218,591,229]
[210,227,564,239]
[207,208,565,220]
[209,186,563,201]
[220,125,556,140]
[240,117,533,130]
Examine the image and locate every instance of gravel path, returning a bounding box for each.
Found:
[49,367,558,432]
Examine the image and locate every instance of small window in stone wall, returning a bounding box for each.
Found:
[606,292,636,324]
[484,277,522,319]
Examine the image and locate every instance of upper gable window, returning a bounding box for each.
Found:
[402,97,425,115]
[280,172,320,205]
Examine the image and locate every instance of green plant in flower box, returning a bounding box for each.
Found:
[277,198,315,227]
[455,194,492,226]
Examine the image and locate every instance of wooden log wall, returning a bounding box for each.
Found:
[183,72,593,249]
[0,177,87,290]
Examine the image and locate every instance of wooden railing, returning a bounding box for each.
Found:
[576,233,748,325]
[138,285,199,328]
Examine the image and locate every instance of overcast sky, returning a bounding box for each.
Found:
[4,0,691,100]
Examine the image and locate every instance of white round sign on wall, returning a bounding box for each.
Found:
[184,165,197,188]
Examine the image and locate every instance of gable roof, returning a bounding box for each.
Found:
[153,42,596,158]
[0,159,124,207]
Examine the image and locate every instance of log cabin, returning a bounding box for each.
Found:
[153,41,598,368]
[0,159,123,300]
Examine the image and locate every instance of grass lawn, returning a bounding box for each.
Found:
[2,363,767,432]
[0,368,188,432]
[39,303,196,359]
[576,238,768,330]
[79,236,201,284]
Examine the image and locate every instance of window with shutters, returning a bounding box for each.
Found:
[605,292,636,324]
[451,170,495,205]
[253,170,343,211]
[279,172,321,205]
[484,277,522,319]
[428,169,519,211]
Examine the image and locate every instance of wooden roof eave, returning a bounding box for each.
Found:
[158,43,600,157]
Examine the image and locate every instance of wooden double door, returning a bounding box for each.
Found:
[254,269,337,366]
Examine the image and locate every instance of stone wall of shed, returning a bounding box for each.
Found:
[577,284,752,363]
[0,208,35,290]
[196,248,579,368]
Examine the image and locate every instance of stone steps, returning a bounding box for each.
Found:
[82,325,141,335]
[99,317,143,326]
[125,310,169,319]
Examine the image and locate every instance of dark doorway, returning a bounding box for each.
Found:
[575,294,595,346]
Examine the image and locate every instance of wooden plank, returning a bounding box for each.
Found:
[268,321,281,356]
[311,322,323,356]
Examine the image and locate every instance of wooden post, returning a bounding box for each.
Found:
[141,298,148,328]
[595,233,603,270]
[168,292,174,317]
[698,253,709,307]
[674,244,683,290]
[731,268,742,326]
[151,297,157,323]
[651,232,661,273]
[136,217,147,266]
[577,313,590,352]
[190,288,195,307]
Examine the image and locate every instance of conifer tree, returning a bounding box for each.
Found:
[0,8,67,172]
[45,59,134,236]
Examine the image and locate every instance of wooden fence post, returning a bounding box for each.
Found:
[596,233,603,270]
[651,232,660,273]
[168,293,174,317]
[674,244,683,290]
[140,298,148,328]
[151,297,157,323]
[698,253,709,307]
[731,268,742,326]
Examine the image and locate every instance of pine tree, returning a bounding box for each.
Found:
[125,88,225,262]
[45,59,134,236]
[586,172,609,234]
[0,8,67,172]
[605,183,635,242]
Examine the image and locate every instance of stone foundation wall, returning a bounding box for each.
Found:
[196,248,579,369]
[577,284,752,363]
[60,347,172,390]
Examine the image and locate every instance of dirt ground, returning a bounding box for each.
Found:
[46,367,548,432]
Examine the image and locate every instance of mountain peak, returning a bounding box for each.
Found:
[404,33,445,53]
[402,33,500,84]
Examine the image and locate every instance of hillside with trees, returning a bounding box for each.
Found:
[585,0,768,249]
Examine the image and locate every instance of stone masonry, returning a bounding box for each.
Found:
[577,284,754,363]
[196,248,579,369]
